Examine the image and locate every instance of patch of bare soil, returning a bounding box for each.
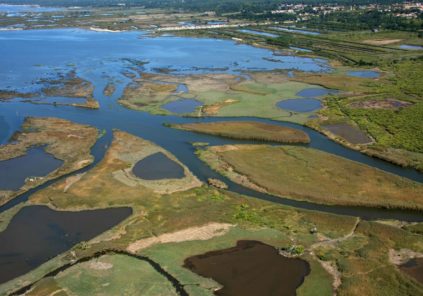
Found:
[127,222,233,253]
[88,260,113,270]
[319,259,341,295]
[201,99,238,115]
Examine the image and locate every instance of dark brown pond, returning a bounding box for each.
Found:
[184,240,310,296]
[323,123,372,144]
[0,205,132,284]
[400,258,423,284]
[132,152,185,180]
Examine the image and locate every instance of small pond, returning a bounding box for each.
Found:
[238,29,278,38]
[161,99,203,114]
[399,44,423,51]
[277,98,322,113]
[347,70,380,79]
[400,258,423,284]
[323,123,372,145]
[132,152,185,180]
[0,147,63,191]
[184,240,310,296]
[296,88,338,98]
[0,205,132,284]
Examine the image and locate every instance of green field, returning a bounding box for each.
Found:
[197,144,423,209]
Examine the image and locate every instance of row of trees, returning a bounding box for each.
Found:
[303,10,423,31]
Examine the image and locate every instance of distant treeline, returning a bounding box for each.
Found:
[303,10,423,31]
[2,0,419,11]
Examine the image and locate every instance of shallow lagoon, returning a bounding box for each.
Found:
[0,29,330,93]
[0,147,63,191]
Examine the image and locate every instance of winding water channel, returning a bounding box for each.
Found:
[1,28,422,224]
[1,28,423,290]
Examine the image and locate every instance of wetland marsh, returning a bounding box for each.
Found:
[0,24,422,296]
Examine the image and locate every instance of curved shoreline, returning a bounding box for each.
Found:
[9,249,188,296]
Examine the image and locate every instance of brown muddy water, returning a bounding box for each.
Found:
[184,240,310,296]
[0,205,132,284]
[132,152,185,180]
[400,258,423,284]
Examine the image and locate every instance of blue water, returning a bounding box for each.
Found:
[296,88,338,98]
[399,44,423,51]
[162,99,203,114]
[0,4,61,14]
[238,29,279,38]
[15,96,86,105]
[347,70,380,79]
[277,98,322,113]
[0,28,330,93]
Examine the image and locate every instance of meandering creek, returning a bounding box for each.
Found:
[0,27,423,287]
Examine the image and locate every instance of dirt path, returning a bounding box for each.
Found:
[127,222,233,253]
[310,217,360,251]
[310,217,360,295]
